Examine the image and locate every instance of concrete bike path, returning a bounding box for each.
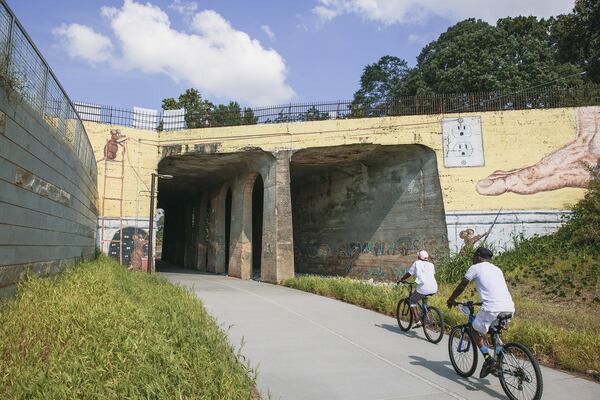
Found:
[162,271,600,400]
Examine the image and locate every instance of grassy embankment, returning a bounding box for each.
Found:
[0,256,259,400]
[284,176,600,378]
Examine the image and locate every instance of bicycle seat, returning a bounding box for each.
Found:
[489,313,513,333]
[497,313,513,320]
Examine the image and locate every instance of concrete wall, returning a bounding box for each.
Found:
[291,145,447,280]
[0,90,98,297]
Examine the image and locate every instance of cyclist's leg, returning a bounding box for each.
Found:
[472,310,499,378]
[409,291,424,323]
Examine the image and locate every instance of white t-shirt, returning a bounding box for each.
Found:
[408,260,438,295]
[464,262,515,313]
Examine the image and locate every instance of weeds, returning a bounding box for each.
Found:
[0,256,258,400]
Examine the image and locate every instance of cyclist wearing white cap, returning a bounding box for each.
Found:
[398,250,438,329]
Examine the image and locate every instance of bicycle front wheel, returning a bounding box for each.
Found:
[423,306,444,344]
[498,342,543,400]
[396,298,412,331]
[448,325,478,377]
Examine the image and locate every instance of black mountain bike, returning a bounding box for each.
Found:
[396,282,444,344]
[448,301,543,400]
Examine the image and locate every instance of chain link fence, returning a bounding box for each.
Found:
[0,1,97,184]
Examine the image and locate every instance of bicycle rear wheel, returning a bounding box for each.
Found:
[498,342,543,400]
[396,298,412,331]
[448,325,478,377]
[423,306,444,344]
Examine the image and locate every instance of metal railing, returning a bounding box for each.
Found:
[0,1,97,184]
[75,85,600,132]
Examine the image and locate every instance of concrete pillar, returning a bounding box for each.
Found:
[195,193,208,271]
[228,175,254,280]
[228,151,295,282]
[207,185,228,274]
[261,151,295,282]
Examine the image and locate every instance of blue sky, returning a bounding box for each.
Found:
[7,0,575,109]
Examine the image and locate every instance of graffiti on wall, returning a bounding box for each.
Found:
[477,106,600,195]
[294,235,446,278]
[109,227,148,269]
[97,129,127,162]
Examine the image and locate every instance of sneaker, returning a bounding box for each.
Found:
[412,321,423,329]
[479,356,497,379]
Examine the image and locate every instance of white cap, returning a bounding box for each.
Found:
[417,250,429,261]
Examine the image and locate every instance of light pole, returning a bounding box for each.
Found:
[148,173,173,273]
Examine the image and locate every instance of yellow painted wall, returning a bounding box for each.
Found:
[85,106,585,218]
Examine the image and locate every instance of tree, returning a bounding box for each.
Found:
[162,88,214,128]
[161,89,257,129]
[212,101,242,127]
[351,56,412,116]
[303,106,328,121]
[552,0,600,83]
[414,19,578,94]
[242,107,258,125]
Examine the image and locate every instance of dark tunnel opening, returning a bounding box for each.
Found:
[290,144,448,281]
[252,175,264,276]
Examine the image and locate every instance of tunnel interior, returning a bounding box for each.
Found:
[156,150,270,278]
[290,144,448,281]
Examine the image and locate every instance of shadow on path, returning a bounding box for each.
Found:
[408,355,505,400]
[375,323,430,343]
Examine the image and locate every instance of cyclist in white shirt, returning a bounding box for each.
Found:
[447,247,515,378]
[398,250,438,329]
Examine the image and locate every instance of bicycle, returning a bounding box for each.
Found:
[395,282,444,344]
[448,301,543,400]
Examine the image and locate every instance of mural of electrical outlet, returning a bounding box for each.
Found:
[442,116,484,167]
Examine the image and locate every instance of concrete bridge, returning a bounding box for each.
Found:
[86,105,598,282]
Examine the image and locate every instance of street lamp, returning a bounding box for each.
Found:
[148,173,173,273]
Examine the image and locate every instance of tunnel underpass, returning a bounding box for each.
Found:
[156,150,284,281]
[154,144,448,283]
[290,144,448,281]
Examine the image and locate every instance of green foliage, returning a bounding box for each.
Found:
[352,8,595,107]
[161,89,257,129]
[351,56,412,116]
[552,0,600,82]
[0,256,258,400]
[558,172,600,247]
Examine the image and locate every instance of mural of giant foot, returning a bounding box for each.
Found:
[477,106,600,195]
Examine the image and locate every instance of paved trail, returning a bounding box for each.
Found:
[162,270,600,400]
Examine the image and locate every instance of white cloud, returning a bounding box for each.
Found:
[313,0,575,25]
[169,0,198,15]
[55,0,294,106]
[407,33,426,44]
[261,24,275,40]
[53,23,114,63]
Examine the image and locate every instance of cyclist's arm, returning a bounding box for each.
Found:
[447,278,470,307]
[397,272,412,283]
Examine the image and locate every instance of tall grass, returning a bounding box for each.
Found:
[284,275,600,378]
[0,256,258,400]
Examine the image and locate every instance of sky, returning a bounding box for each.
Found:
[7,0,576,110]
